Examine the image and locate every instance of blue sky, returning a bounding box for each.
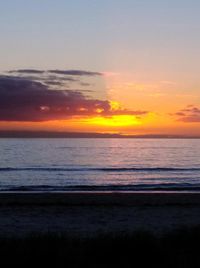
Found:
[1,0,200,75]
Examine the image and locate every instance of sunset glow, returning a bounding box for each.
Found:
[84,115,141,127]
[0,1,200,136]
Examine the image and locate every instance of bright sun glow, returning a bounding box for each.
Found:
[85,115,141,127]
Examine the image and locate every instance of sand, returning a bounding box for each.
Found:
[1,192,200,237]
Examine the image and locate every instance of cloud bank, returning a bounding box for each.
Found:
[0,73,148,122]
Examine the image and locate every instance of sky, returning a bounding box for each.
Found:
[0,0,200,135]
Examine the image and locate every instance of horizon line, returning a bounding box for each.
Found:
[0,130,200,139]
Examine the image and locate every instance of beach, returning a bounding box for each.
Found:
[1,192,200,237]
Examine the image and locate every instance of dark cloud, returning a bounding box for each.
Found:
[0,75,148,122]
[6,69,102,91]
[45,81,64,86]
[48,70,102,76]
[172,105,200,122]
[10,69,102,76]
[46,75,76,82]
[9,69,45,74]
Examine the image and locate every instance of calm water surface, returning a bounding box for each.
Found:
[0,138,200,191]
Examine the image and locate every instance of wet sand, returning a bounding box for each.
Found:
[1,192,200,237]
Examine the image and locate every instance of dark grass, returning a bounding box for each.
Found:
[1,226,200,267]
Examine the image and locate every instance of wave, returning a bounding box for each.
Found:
[0,167,199,172]
[2,183,200,192]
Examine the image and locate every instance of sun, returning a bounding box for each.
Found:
[85,115,141,127]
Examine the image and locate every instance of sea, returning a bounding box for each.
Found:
[0,138,200,192]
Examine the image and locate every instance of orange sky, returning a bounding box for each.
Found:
[0,70,200,136]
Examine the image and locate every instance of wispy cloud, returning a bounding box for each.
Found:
[7,69,104,92]
[10,69,102,76]
[9,69,45,74]
[172,105,200,122]
[48,70,102,76]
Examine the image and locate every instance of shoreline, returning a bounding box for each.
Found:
[0,192,200,237]
[0,191,200,205]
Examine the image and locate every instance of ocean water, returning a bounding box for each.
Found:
[0,138,200,191]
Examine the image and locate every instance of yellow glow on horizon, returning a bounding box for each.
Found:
[84,115,141,127]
